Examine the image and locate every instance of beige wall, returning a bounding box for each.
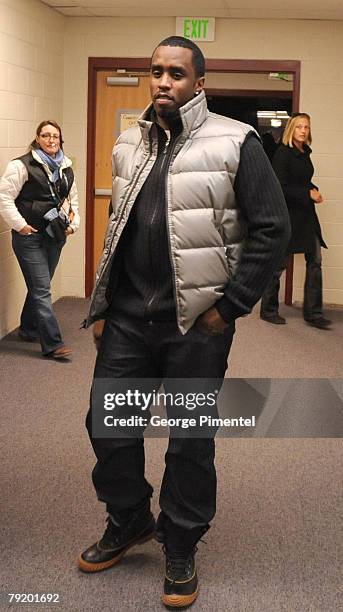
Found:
[205,72,292,90]
[0,0,65,336]
[1,9,343,336]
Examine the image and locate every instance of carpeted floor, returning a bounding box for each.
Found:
[0,298,342,611]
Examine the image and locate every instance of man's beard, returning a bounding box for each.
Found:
[156,105,181,127]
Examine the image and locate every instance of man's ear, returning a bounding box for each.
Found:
[195,77,205,94]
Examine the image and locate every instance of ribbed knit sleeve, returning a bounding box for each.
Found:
[215,132,291,322]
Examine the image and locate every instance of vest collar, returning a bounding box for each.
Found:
[138,90,208,144]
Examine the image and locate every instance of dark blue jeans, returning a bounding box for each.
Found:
[260,237,323,321]
[86,313,235,532]
[12,231,65,355]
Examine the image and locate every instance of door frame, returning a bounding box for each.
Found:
[86,57,300,297]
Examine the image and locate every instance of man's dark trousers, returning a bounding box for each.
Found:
[86,313,234,532]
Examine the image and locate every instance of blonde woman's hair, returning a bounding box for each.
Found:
[282,113,312,147]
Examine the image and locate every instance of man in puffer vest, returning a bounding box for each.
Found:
[79,36,290,607]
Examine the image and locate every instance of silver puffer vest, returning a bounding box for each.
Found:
[86,91,255,333]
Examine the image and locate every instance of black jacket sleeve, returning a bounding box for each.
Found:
[215,132,291,322]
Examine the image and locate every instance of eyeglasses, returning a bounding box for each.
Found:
[39,133,60,140]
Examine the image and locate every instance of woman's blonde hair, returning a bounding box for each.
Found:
[282,113,312,147]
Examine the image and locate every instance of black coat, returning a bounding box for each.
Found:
[272,143,326,253]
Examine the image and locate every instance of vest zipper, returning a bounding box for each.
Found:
[145,135,179,317]
[163,135,185,329]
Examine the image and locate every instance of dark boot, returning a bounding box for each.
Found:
[305,317,332,330]
[161,519,209,608]
[260,314,286,325]
[163,545,198,608]
[78,505,155,573]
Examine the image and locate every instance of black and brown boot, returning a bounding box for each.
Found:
[78,507,155,573]
[159,516,209,607]
[162,545,199,608]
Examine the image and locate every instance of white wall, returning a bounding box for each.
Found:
[0,0,65,336]
[1,10,343,337]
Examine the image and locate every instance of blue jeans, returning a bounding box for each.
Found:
[260,236,323,321]
[86,313,235,531]
[12,231,65,355]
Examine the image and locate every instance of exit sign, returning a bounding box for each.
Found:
[176,17,215,42]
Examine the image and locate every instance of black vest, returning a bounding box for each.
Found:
[15,152,74,230]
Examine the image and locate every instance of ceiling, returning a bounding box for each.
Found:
[40,0,343,20]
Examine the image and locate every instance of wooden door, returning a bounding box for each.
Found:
[93,71,151,271]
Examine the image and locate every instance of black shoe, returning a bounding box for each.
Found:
[162,546,198,608]
[260,314,286,325]
[18,329,38,342]
[78,508,155,573]
[305,317,332,330]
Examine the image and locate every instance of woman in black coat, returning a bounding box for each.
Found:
[260,113,331,329]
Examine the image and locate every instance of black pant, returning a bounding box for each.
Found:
[260,237,323,321]
[86,313,234,531]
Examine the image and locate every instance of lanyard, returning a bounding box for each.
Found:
[45,171,69,209]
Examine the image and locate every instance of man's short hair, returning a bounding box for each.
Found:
[152,36,205,79]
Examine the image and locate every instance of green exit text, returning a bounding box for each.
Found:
[183,19,209,39]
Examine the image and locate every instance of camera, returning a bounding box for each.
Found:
[44,207,69,241]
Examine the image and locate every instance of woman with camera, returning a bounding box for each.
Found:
[0,120,80,358]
